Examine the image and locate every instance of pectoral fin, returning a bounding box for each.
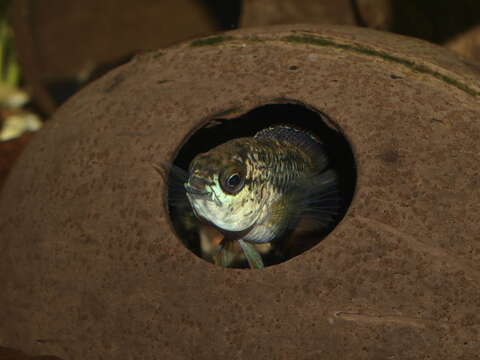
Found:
[239,239,264,269]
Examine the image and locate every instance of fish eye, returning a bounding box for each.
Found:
[227,173,241,186]
[221,171,245,194]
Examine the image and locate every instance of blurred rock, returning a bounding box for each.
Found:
[355,0,392,30]
[241,0,480,64]
[240,0,356,27]
[11,0,222,115]
[356,0,480,62]
[446,25,480,64]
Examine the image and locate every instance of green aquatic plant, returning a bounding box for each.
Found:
[0,1,42,141]
[0,0,19,89]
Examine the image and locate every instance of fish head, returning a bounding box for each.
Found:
[184,140,263,232]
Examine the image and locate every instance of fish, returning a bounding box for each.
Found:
[179,124,341,269]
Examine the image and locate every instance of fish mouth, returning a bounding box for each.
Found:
[184,183,211,200]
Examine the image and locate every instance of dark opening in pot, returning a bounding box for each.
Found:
[166,101,356,268]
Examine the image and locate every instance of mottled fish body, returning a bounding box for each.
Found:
[182,125,339,268]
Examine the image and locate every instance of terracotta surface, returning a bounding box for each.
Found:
[0,25,479,359]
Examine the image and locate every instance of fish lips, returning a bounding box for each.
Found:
[184,183,212,201]
[185,183,223,207]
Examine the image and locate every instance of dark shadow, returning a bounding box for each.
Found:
[390,0,480,44]
[200,0,242,29]
[0,346,63,360]
[350,0,368,27]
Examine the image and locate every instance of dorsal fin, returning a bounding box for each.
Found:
[254,125,328,170]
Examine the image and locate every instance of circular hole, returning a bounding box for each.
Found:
[166,101,356,269]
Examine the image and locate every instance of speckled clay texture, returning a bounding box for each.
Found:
[0,25,479,359]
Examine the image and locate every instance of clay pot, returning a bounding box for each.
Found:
[0,25,479,359]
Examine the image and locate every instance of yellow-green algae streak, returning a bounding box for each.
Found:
[189,32,480,98]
